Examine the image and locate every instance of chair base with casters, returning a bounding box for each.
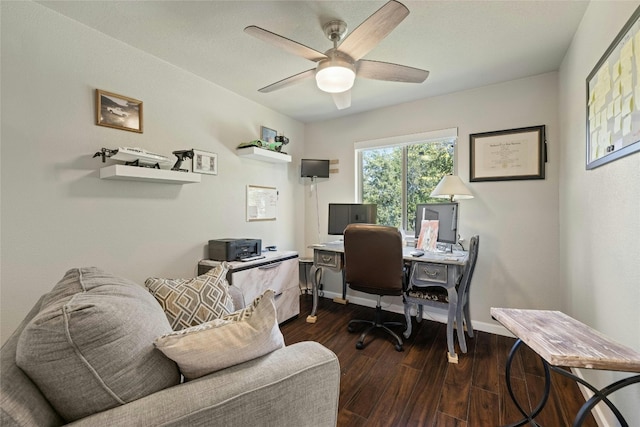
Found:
[348,295,404,352]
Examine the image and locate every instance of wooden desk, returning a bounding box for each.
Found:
[310,243,468,360]
[491,308,640,427]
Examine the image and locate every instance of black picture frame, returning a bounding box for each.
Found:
[586,6,640,169]
[470,125,546,182]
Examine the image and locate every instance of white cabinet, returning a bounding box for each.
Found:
[199,251,299,324]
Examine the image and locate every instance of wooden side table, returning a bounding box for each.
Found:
[491,308,640,427]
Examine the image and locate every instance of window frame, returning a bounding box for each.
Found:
[355,128,458,232]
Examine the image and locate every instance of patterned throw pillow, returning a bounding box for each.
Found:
[154,290,284,380]
[145,263,234,330]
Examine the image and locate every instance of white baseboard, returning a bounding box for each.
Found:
[318,290,512,337]
[569,368,609,427]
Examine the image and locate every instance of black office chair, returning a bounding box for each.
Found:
[343,224,405,352]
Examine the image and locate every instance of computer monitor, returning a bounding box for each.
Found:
[301,159,330,178]
[328,203,377,235]
[414,202,458,244]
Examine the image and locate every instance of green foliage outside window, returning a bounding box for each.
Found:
[360,141,454,233]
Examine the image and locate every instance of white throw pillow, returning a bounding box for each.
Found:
[153,290,285,380]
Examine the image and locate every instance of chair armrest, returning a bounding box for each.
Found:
[68,342,339,427]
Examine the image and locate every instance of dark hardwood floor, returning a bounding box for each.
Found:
[280,295,597,427]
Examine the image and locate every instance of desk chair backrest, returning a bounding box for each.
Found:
[343,224,404,296]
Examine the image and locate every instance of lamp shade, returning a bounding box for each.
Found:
[315,58,356,93]
[430,175,474,202]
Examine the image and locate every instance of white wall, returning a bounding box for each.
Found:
[303,72,561,333]
[559,1,640,425]
[0,1,306,343]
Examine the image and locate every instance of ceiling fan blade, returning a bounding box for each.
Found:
[244,26,328,62]
[258,68,316,93]
[357,60,429,83]
[338,0,409,61]
[332,90,351,110]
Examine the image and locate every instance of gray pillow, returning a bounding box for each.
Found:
[16,267,180,422]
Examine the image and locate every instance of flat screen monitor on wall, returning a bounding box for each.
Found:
[301,159,330,178]
[414,202,459,244]
[328,203,377,235]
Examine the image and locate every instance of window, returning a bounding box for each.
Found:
[356,129,456,234]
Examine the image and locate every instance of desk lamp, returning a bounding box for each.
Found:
[430,175,474,202]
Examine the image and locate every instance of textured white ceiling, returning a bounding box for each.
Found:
[37,0,589,123]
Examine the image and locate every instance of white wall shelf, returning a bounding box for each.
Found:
[236,146,291,163]
[99,165,201,184]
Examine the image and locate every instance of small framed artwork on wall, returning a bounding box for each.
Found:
[96,89,143,133]
[192,149,218,175]
[261,126,277,143]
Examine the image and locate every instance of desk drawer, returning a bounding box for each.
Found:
[411,262,447,285]
[314,250,342,270]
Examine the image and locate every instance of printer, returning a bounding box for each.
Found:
[208,238,262,261]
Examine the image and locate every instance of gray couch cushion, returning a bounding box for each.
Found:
[15,267,181,422]
[1,296,64,427]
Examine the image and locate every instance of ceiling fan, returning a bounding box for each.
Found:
[244,0,429,110]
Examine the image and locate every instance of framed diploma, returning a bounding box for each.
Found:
[470,125,546,182]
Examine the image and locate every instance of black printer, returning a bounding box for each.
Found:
[208,238,262,261]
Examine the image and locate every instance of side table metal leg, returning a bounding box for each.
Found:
[503,339,550,427]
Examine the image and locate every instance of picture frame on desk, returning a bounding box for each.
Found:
[95,89,143,133]
[470,125,546,182]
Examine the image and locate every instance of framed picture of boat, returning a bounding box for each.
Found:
[96,89,143,133]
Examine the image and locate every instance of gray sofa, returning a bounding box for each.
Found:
[1,269,340,426]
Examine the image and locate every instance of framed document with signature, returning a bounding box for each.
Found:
[470,125,546,182]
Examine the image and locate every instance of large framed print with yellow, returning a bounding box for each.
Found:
[586,6,640,169]
[470,125,546,182]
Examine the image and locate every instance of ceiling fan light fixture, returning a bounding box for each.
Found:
[315,58,356,93]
